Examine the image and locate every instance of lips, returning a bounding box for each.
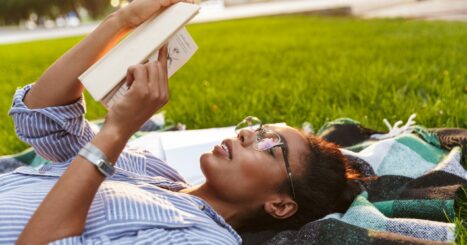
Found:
[213,145,229,159]
[222,140,233,159]
[214,140,232,160]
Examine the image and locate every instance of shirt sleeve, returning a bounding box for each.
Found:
[8,84,96,163]
[47,228,238,245]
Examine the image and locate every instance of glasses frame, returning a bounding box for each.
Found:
[236,117,297,199]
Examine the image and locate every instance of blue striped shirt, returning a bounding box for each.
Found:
[0,85,241,245]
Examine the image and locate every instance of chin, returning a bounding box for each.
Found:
[199,152,224,184]
[199,152,212,176]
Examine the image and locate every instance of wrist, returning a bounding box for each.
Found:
[100,123,132,143]
[113,6,143,29]
[103,111,141,140]
[106,10,132,30]
[79,142,115,177]
[92,124,131,163]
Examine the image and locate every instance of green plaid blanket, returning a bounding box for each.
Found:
[1,116,466,244]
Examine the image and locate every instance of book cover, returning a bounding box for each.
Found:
[79,2,200,108]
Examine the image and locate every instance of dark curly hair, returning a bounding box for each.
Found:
[240,132,363,232]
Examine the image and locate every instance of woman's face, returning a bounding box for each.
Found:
[200,124,309,204]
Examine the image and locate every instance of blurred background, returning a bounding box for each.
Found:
[1,0,466,31]
[1,0,467,45]
[2,0,254,28]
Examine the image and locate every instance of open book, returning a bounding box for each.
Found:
[79,3,200,108]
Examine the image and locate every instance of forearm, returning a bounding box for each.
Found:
[17,0,177,241]
[17,125,131,245]
[24,13,130,109]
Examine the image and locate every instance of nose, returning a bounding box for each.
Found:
[237,129,256,147]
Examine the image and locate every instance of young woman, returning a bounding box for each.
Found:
[0,0,360,244]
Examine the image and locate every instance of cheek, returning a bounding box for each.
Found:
[238,154,283,191]
[200,152,284,201]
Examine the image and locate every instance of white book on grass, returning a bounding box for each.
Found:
[79,3,200,109]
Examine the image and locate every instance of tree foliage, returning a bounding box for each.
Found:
[0,0,111,25]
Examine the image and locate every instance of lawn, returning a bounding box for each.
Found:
[0,14,466,241]
[0,15,466,157]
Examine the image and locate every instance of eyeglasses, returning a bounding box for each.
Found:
[235,116,296,199]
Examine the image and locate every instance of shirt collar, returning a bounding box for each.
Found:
[188,195,243,244]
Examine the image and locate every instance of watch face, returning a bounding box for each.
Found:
[97,159,115,177]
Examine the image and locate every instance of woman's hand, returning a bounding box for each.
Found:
[117,0,195,28]
[18,47,170,245]
[104,45,169,139]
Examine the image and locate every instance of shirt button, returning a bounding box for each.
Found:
[199,205,205,210]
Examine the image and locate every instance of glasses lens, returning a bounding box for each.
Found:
[235,116,262,133]
[254,130,281,151]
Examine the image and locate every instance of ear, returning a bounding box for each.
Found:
[264,195,298,219]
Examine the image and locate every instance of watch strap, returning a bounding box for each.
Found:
[78,142,115,177]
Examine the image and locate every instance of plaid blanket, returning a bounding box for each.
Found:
[1,116,466,244]
[251,117,466,245]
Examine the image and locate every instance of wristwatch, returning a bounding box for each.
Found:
[78,142,115,177]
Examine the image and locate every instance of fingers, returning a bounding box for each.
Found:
[126,45,169,107]
[133,64,149,85]
[157,61,169,104]
[158,44,169,72]
[146,61,158,87]
[127,64,149,94]
[156,45,169,104]
[145,47,169,105]
[125,66,135,87]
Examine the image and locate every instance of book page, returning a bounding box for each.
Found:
[148,27,198,77]
[102,27,198,109]
[101,80,128,109]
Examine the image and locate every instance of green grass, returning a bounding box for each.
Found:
[0,15,466,241]
[1,15,466,156]
[454,187,467,244]
[456,217,466,245]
